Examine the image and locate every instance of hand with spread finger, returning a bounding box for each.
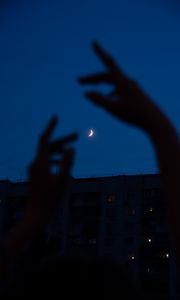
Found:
[79,41,180,262]
[0,117,78,260]
[79,41,166,134]
[27,116,78,225]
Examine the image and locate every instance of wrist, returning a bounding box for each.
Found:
[143,111,174,140]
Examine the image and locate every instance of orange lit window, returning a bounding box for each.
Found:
[107,195,116,203]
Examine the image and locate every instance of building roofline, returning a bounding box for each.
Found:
[74,173,160,181]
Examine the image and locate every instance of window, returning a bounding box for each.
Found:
[106,222,114,236]
[149,207,154,212]
[106,195,116,203]
[82,222,99,237]
[104,252,112,257]
[146,267,154,274]
[104,238,113,247]
[143,188,161,199]
[72,238,85,245]
[7,196,27,210]
[144,206,154,213]
[161,252,170,259]
[70,206,100,219]
[125,222,134,230]
[84,192,101,205]
[145,237,152,244]
[127,192,135,201]
[89,238,97,245]
[124,202,136,216]
[127,207,136,216]
[128,254,135,261]
[106,207,115,218]
[124,237,134,245]
[70,193,84,206]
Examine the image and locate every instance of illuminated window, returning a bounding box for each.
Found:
[107,195,116,203]
[89,238,97,245]
[128,254,135,261]
[147,267,154,273]
[149,207,154,212]
[163,252,170,258]
[145,237,152,243]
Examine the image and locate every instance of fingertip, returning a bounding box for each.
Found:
[92,41,104,56]
[77,77,85,84]
[92,40,99,49]
[48,115,58,130]
[51,115,58,124]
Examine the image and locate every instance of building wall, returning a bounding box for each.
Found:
[0,175,179,299]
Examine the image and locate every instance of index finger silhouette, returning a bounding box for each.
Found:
[93,41,119,73]
[93,41,129,86]
[40,116,58,146]
[79,72,112,85]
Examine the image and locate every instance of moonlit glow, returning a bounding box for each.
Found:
[88,129,94,137]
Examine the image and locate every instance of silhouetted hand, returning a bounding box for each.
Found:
[80,41,180,263]
[79,41,164,133]
[0,117,78,262]
[27,116,78,224]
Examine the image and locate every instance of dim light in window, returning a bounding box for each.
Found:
[145,237,152,243]
[161,252,170,259]
[107,195,116,203]
[128,254,135,261]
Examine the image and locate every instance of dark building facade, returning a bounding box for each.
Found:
[0,175,179,299]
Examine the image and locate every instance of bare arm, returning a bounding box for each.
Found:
[79,41,180,260]
[0,117,77,263]
[148,115,180,255]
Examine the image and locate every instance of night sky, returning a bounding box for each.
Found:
[0,0,179,181]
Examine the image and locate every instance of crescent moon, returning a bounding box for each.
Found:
[88,129,94,137]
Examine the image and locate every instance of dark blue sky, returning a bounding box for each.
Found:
[0,0,179,180]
